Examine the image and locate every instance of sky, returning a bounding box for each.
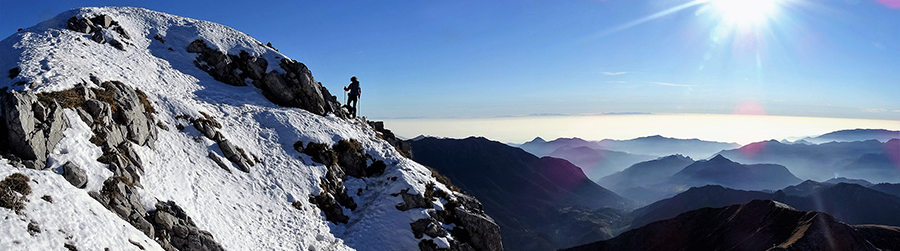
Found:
[2,0,899,142]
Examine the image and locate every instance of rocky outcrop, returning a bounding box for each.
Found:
[405,183,503,251]
[368,120,412,158]
[61,161,88,188]
[186,39,345,118]
[66,15,130,51]
[90,177,155,238]
[188,112,254,173]
[1,89,69,169]
[150,201,225,251]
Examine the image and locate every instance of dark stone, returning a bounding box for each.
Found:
[411,218,449,239]
[90,15,114,28]
[208,151,231,172]
[91,30,106,44]
[41,195,52,203]
[61,161,88,188]
[27,220,41,235]
[8,67,19,79]
[394,188,432,211]
[110,39,125,51]
[369,120,412,157]
[303,142,336,166]
[334,139,367,178]
[153,34,165,43]
[66,17,94,34]
[112,26,130,40]
[218,139,252,172]
[293,141,304,153]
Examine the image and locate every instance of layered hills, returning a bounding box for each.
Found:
[408,136,631,251]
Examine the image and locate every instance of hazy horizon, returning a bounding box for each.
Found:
[383,113,900,146]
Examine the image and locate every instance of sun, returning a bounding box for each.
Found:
[708,0,782,27]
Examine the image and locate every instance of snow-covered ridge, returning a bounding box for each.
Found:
[1,6,500,251]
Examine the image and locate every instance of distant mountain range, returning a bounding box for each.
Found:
[629,182,900,230]
[564,199,900,251]
[407,136,632,251]
[668,155,801,191]
[597,154,800,205]
[546,145,657,180]
[803,128,900,144]
[596,135,741,159]
[719,139,900,183]
[518,136,740,181]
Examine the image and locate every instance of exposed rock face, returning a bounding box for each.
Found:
[405,184,503,251]
[368,120,412,158]
[150,201,225,251]
[1,90,69,169]
[61,161,88,188]
[186,39,346,118]
[90,177,155,239]
[66,15,130,51]
[189,112,254,172]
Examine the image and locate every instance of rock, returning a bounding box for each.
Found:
[303,142,336,166]
[66,17,94,34]
[91,30,106,44]
[208,151,231,172]
[411,218,449,239]
[90,15,114,28]
[153,211,178,230]
[451,198,503,251]
[61,161,88,188]
[217,139,252,172]
[334,139,367,178]
[8,67,19,79]
[1,90,69,169]
[112,26,130,40]
[394,189,432,211]
[151,200,225,251]
[110,39,125,51]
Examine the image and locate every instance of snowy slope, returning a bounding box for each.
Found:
[1,7,487,251]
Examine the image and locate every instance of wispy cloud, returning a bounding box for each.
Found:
[602,71,629,76]
[653,82,694,87]
[605,81,627,84]
[894,110,900,113]
[862,108,888,113]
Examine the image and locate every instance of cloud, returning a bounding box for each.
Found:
[894,110,900,113]
[653,82,694,87]
[602,71,629,76]
[605,81,627,84]
[862,108,888,113]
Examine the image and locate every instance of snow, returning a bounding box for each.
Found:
[0,163,162,251]
[2,6,460,251]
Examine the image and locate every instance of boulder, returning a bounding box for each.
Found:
[451,194,503,251]
[66,17,94,34]
[90,15,114,28]
[1,91,69,169]
[394,188,432,211]
[411,218,449,239]
[334,139,367,178]
[217,139,252,172]
[61,161,88,188]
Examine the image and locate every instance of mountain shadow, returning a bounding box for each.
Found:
[564,200,900,251]
[597,154,694,204]
[408,136,632,251]
[628,182,900,231]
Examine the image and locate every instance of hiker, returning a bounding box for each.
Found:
[344,76,361,118]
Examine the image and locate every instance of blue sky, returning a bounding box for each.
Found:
[2,0,899,120]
